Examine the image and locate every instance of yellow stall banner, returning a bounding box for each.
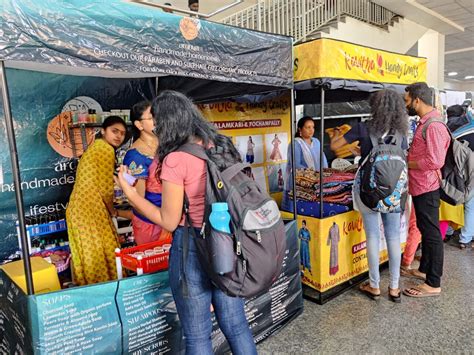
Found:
[294,38,427,85]
[298,208,408,293]
[198,94,292,205]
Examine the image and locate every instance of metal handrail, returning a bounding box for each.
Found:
[220,0,399,42]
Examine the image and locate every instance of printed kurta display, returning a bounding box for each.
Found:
[327,223,341,275]
[298,227,311,272]
[66,139,119,285]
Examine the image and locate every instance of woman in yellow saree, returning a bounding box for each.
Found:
[66,116,128,285]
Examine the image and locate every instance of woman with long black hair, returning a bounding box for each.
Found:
[330,89,409,303]
[117,90,257,354]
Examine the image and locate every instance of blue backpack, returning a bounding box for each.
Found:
[359,133,408,213]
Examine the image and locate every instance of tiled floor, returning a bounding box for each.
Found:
[257,239,473,353]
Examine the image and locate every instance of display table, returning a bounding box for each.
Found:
[0,221,302,354]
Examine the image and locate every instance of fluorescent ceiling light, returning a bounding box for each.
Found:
[465,75,474,80]
[447,72,458,76]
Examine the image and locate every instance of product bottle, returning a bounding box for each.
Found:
[209,202,234,275]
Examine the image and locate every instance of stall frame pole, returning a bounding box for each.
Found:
[290,89,297,219]
[0,60,34,294]
[319,87,325,218]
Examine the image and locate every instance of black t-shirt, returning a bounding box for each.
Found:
[344,121,408,163]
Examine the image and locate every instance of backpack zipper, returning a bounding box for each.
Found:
[236,241,242,255]
[256,230,261,243]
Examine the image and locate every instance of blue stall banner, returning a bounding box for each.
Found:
[1,0,292,89]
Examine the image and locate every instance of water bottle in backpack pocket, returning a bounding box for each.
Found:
[209,202,234,275]
[359,133,408,213]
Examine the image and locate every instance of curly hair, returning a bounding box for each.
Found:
[151,90,241,171]
[367,89,408,136]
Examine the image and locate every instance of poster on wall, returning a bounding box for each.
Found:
[198,94,292,205]
[234,135,264,165]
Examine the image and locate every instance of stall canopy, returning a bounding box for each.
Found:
[0,0,293,101]
[0,0,294,295]
[293,38,427,104]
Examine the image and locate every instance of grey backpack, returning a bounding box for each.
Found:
[422,118,474,205]
[178,142,286,298]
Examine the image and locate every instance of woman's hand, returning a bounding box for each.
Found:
[116,165,137,200]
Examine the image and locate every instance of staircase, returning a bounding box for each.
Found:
[220,0,400,43]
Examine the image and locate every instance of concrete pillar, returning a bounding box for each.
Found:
[418,29,445,89]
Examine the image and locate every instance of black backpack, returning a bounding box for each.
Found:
[422,117,474,205]
[359,132,408,213]
[178,142,286,298]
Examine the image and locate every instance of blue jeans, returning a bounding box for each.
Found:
[169,226,257,355]
[460,195,474,244]
[361,211,401,289]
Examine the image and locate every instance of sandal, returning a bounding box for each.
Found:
[400,266,412,277]
[388,287,401,303]
[402,269,426,281]
[359,282,380,300]
[459,243,469,249]
[403,285,441,298]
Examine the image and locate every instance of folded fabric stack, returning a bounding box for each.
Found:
[289,168,356,206]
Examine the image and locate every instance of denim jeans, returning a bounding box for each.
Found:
[361,211,401,290]
[460,194,474,244]
[169,226,257,355]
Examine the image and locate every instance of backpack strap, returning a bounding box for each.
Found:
[368,131,403,148]
[221,162,251,182]
[176,142,209,160]
[421,117,452,140]
[181,193,198,298]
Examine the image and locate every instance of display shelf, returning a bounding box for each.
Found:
[31,245,70,255]
[26,220,67,237]
[16,216,69,258]
[68,121,132,158]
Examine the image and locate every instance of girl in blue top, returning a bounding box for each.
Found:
[123,101,163,245]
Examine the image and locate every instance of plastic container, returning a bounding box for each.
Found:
[209,202,234,275]
[115,240,169,277]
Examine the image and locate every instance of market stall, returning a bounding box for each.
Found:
[282,38,427,303]
[0,0,302,353]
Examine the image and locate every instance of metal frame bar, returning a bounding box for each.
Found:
[290,89,298,220]
[127,0,243,19]
[319,87,325,219]
[0,60,34,295]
